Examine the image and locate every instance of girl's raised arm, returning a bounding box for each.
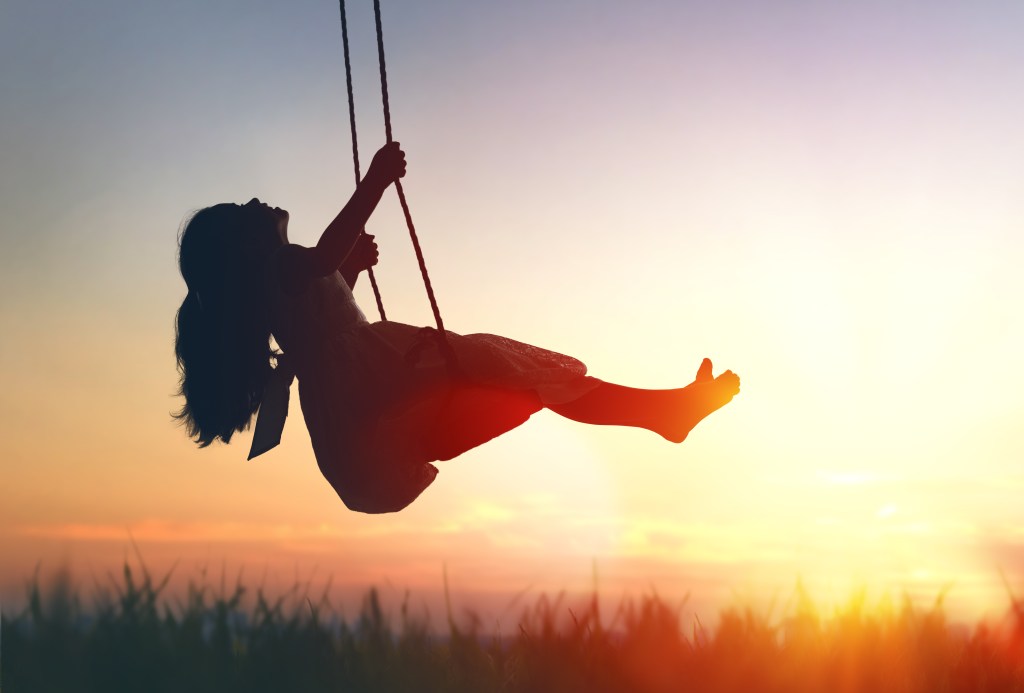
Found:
[278,143,405,291]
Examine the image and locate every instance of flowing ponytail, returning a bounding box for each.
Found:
[174,204,276,447]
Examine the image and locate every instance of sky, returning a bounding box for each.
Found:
[2,0,1023,625]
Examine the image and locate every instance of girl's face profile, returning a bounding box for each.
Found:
[239,198,289,247]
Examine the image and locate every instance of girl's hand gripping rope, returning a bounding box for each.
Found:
[365,142,407,190]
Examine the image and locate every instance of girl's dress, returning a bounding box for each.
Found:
[250,269,601,514]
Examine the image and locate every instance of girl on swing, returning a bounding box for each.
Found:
[174,142,740,514]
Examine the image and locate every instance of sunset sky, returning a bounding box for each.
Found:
[3,0,1023,624]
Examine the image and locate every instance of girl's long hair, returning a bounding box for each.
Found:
[174,204,276,446]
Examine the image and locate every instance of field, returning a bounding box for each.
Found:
[3,563,1024,693]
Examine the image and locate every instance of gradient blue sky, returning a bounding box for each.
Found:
[3,0,1024,622]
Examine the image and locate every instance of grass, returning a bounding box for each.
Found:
[3,561,1024,693]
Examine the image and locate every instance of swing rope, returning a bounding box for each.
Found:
[370,0,450,342]
[337,0,457,370]
[338,0,387,321]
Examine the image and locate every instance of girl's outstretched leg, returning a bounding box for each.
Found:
[548,358,739,443]
[421,359,738,461]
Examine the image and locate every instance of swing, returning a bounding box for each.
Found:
[338,0,458,370]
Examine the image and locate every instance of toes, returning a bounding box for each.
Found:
[696,358,714,382]
[715,370,741,393]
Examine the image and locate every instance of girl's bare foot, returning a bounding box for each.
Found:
[662,360,740,443]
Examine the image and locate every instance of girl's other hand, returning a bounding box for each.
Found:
[343,233,380,274]
[365,142,407,189]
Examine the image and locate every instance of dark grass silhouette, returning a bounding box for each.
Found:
[4,563,1024,693]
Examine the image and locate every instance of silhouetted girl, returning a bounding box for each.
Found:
[175,143,739,513]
